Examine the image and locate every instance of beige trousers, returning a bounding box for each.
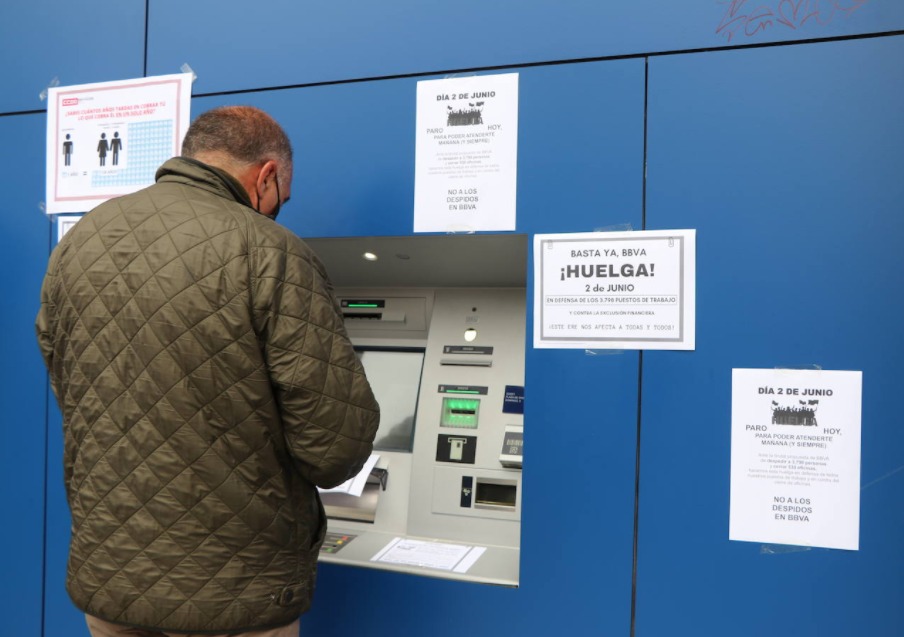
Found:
[86,615,300,637]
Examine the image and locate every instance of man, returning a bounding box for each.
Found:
[36,106,380,637]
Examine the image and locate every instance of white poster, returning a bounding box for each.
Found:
[533,230,696,350]
[46,73,193,214]
[56,215,81,243]
[730,368,862,550]
[414,73,518,232]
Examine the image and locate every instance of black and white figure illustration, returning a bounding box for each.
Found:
[771,400,819,426]
[47,72,192,214]
[446,101,484,126]
[97,133,109,166]
[62,134,74,166]
[110,131,124,165]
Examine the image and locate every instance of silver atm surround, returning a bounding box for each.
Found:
[305,235,526,587]
[304,234,527,290]
[407,288,524,549]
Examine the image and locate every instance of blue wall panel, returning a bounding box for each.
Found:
[638,35,904,636]
[186,78,420,239]
[515,61,645,234]
[186,57,647,241]
[44,401,84,637]
[2,0,902,634]
[0,1,145,113]
[146,0,903,95]
[0,114,53,637]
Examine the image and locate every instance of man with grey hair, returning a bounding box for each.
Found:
[37,105,380,637]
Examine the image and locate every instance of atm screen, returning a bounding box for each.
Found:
[356,348,425,452]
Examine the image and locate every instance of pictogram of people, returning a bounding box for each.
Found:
[63,134,74,166]
[110,131,123,166]
[97,133,109,166]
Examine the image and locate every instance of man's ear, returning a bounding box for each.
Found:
[255,160,278,192]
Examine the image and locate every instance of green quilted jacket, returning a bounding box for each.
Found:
[36,157,379,633]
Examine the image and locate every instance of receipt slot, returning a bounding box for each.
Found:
[307,234,526,586]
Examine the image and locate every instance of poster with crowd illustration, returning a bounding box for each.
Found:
[45,73,192,213]
[730,368,862,551]
[414,73,518,232]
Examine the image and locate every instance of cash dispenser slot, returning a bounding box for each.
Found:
[320,486,379,523]
[321,465,388,524]
[474,479,517,510]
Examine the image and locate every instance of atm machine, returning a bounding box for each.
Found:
[306,235,526,586]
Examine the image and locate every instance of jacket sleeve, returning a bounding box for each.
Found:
[251,227,380,489]
[36,254,73,488]
[35,253,60,402]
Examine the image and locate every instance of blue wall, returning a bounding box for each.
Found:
[640,36,904,636]
[1,1,902,635]
[0,113,53,637]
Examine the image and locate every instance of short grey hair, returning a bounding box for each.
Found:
[181,105,293,172]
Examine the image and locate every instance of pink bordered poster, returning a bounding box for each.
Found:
[46,73,192,214]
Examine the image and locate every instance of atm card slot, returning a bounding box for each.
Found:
[441,397,480,429]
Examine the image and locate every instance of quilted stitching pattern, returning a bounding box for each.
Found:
[36,159,379,633]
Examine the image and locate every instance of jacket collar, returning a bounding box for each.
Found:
[155,157,254,208]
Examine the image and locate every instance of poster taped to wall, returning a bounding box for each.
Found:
[414,73,518,233]
[56,215,81,243]
[730,368,862,550]
[45,73,192,214]
[533,229,696,350]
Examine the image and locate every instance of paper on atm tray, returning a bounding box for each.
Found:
[371,537,487,573]
[317,454,380,498]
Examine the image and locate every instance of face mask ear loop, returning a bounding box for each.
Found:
[271,176,282,222]
[253,166,266,216]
